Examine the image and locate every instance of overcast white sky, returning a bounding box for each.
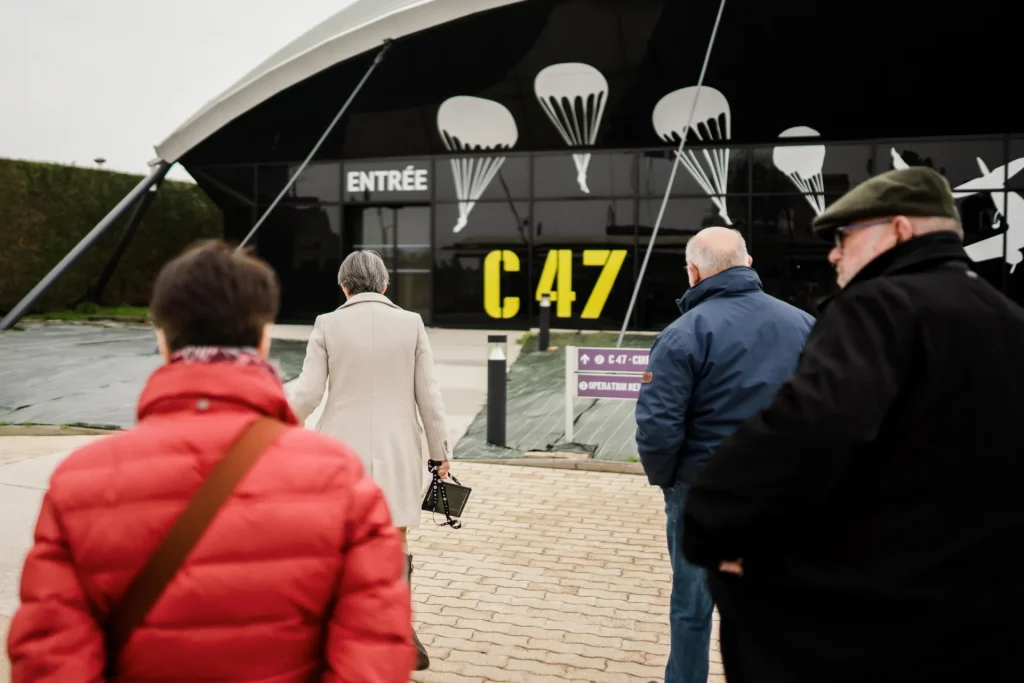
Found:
[0,0,355,181]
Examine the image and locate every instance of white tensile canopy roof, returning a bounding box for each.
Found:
[153,0,525,165]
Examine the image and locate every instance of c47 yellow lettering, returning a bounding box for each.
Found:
[483,248,627,319]
[482,250,520,319]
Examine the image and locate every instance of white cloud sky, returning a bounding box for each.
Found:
[0,0,355,181]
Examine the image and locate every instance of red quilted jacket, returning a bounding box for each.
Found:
[6,360,415,682]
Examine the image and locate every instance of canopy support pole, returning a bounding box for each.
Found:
[616,0,729,346]
[1,162,172,331]
[237,38,394,250]
[85,175,165,306]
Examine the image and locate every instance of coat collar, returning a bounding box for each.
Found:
[338,292,400,310]
[816,232,972,313]
[677,266,763,314]
[138,362,299,424]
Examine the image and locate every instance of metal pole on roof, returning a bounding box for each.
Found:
[615,0,729,347]
[0,161,172,332]
[236,38,394,250]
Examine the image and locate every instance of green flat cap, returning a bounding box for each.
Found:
[812,166,960,240]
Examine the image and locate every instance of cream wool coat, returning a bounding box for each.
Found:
[289,292,451,528]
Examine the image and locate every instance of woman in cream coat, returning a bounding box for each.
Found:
[289,250,450,671]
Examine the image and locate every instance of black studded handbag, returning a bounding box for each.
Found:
[421,460,471,529]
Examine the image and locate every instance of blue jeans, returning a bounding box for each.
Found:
[663,481,714,683]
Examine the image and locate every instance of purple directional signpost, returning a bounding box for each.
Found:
[564,346,651,442]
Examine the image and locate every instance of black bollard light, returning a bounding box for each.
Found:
[538,293,551,352]
[487,334,507,447]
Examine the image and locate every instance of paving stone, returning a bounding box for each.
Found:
[409,461,719,683]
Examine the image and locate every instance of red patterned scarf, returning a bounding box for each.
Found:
[168,346,283,385]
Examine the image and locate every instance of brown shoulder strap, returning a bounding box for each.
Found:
[106,416,289,669]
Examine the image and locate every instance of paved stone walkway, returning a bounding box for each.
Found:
[408,461,723,683]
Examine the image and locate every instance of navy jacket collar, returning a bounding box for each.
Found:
[677,266,763,314]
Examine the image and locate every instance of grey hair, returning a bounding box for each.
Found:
[337,250,389,294]
[685,228,750,275]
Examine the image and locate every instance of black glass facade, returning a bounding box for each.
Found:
[182,0,1021,329]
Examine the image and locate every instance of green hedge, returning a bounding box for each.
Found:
[0,158,222,313]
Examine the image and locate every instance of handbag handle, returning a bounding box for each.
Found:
[427,460,462,529]
[105,417,289,673]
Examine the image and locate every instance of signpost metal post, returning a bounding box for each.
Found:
[565,346,577,442]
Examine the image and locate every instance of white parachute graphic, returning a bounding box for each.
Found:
[772,126,827,215]
[437,96,519,232]
[890,148,910,170]
[534,62,608,194]
[652,86,733,224]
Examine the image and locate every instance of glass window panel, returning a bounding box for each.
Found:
[347,206,396,268]
[194,166,256,204]
[1006,137,1024,195]
[254,204,341,320]
[639,147,749,196]
[632,197,750,330]
[752,144,873,195]
[877,139,1006,192]
[394,272,431,322]
[749,195,837,314]
[961,192,1010,293]
[533,153,637,198]
[435,201,530,247]
[435,154,530,202]
[636,195,745,240]
[434,201,531,327]
[396,206,431,245]
[257,163,341,203]
[750,194,839,246]
[533,199,635,247]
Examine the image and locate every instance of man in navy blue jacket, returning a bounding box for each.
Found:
[635,227,814,683]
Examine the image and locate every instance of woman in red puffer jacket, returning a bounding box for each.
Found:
[6,240,415,682]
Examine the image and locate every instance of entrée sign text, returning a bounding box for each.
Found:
[346,165,429,193]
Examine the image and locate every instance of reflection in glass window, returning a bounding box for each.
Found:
[749,195,835,315]
[533,200,635,247]
[193,166,256,205]
[257,163,342,203]
[638,147,750,197]
[434,201,531,327]
[434,154,530,202]
[255,204,341,320]
[753,144,873,196]
[632,197,749,330]
[434,201,530,249]
[878,139,1006,192]
[750,194,839,245]
[637,195,744,242]
[533,153,637,198]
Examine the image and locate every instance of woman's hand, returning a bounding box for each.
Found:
[436,460,451,479]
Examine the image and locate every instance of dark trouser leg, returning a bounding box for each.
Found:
[406,554,430,671]
[663,481,714,683]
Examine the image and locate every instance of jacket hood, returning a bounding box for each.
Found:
[677,266,763,314]
[138,361,299,424]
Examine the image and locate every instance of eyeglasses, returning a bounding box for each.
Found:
[832,218,893,250]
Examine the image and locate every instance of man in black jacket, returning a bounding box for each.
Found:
[682,167,1024,683]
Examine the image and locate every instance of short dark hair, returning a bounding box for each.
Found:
[150,240,279,351]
